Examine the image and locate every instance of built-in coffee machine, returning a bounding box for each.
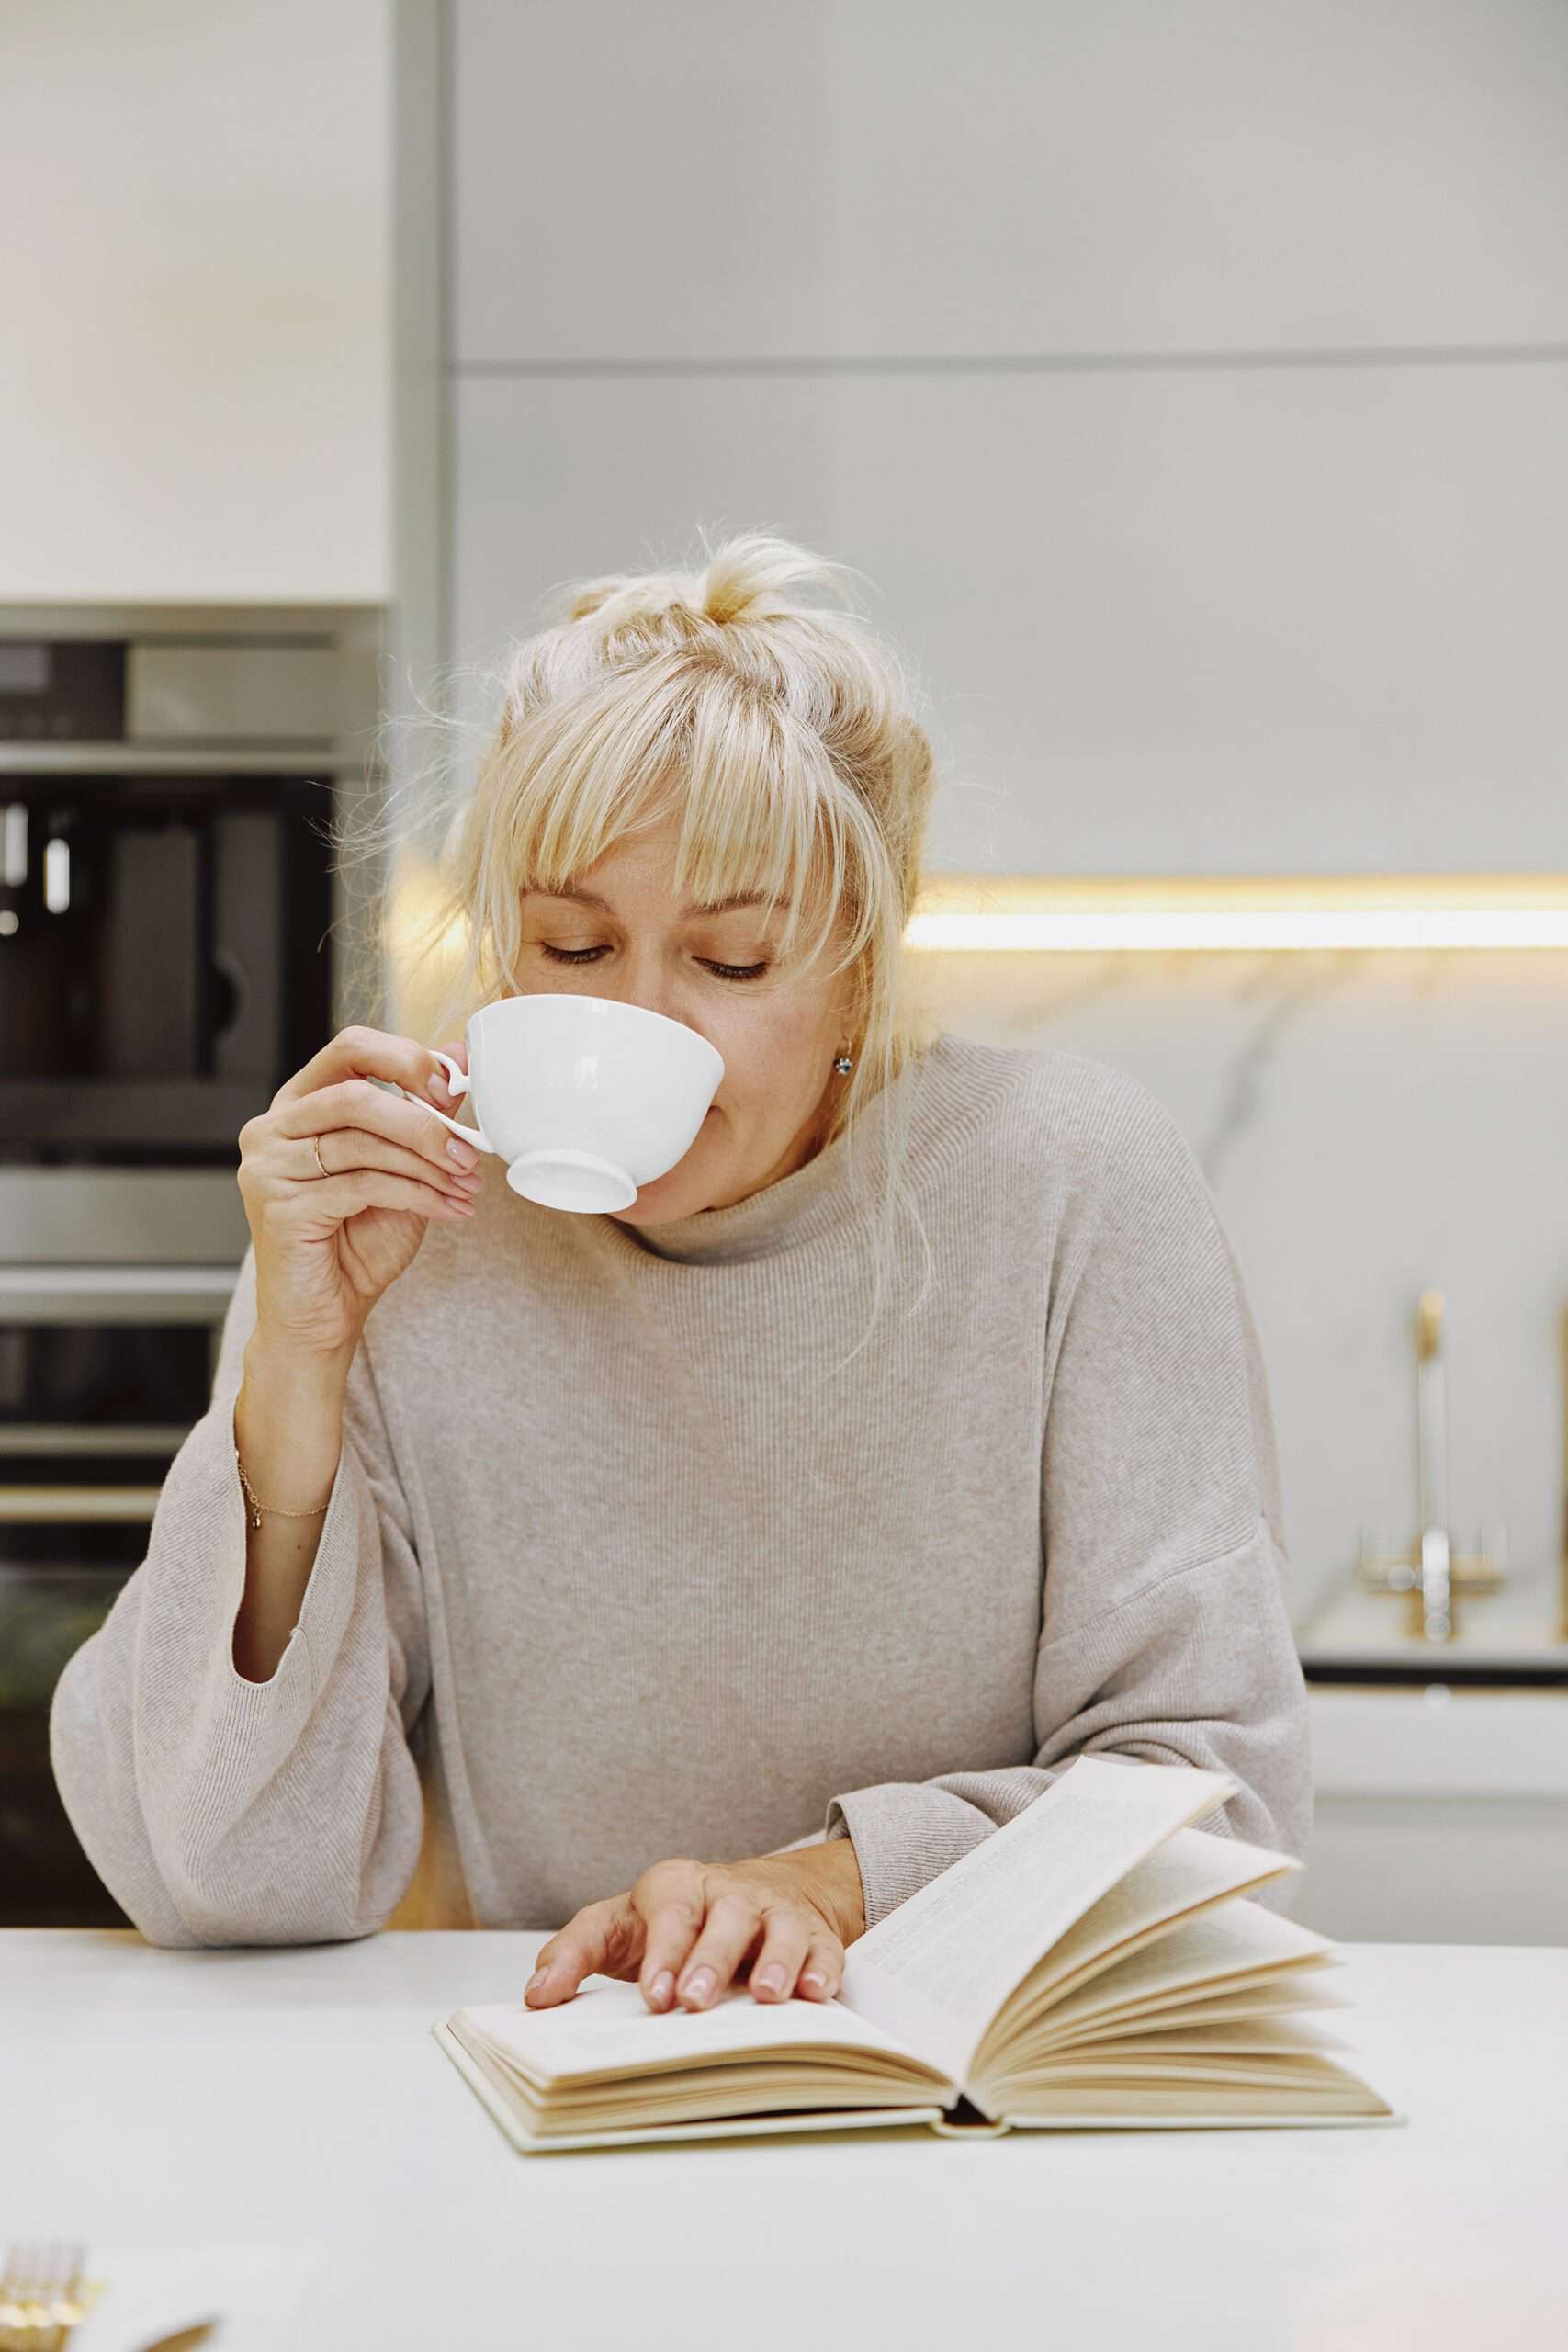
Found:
[0,605,385,1924]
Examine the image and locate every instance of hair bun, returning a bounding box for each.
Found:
[563,571,691,626]
[560,530,865,634]
[702,529,863,625]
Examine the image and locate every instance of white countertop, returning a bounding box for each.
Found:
[6,1928,1566,2350]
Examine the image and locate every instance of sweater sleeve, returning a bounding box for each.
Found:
[48,1243,432,1948]
[819,1074,1313,1936]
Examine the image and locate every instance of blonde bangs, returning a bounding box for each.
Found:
[467,655,880,1002]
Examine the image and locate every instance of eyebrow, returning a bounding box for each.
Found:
[527,887,784,917]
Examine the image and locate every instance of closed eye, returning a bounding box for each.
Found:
[539,944,769,983]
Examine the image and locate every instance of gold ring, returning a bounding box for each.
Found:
[312,1134,330,1179]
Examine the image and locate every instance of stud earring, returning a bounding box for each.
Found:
[832,1052,854,1075]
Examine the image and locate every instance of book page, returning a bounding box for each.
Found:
[1016,1826,1301,2004]
[1028,1900,1338,2046]
[838,1756,1239,2091]
[434,2021,953,2154]
[1052,1973,1352,2041]
[975,1825,1303,2064]
[1037,2012,1357,2063]
[454,1974,952,2091]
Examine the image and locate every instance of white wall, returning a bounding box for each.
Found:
[0,0,393,603]
[441,1,1568,1630]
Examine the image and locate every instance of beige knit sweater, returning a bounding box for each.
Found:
[50,1032,1313,1947]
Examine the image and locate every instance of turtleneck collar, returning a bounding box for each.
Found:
[592,1031,1002,1267]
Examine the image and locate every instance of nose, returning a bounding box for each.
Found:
[581,957,699,1038]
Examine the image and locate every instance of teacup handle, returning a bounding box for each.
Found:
[405,1049,504,1157]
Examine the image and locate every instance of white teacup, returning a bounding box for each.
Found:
[404,992,725,1213]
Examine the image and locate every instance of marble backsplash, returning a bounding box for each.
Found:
[913,947,1568,1634]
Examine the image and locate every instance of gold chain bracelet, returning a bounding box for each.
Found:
[234,1444,332,1532]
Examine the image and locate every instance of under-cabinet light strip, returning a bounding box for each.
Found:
[383,870,1568,958]
[904,876,1568,953]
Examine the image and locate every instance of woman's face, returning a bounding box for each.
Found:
[512,810,859,1222]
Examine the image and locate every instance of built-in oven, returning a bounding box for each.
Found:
[0,626,375,1160]
[0,606,383,1925]
[0,1227,242,1927]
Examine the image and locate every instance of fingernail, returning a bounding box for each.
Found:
[526,1966,550,1994]
[430,1069,454,1101]
[754,1966,785,1997]
[446,1137,479,1167]
[801,1971,826,1994]
[648,1970,674,2007]
[682,1968,715,2006]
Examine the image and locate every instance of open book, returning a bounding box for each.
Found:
[432,1758,1404,2152]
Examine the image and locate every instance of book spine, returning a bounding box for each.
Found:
[929,2094,1010,2138]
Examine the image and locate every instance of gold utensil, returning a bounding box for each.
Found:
[0,2245,220,2352]
[0,2243,104,2347]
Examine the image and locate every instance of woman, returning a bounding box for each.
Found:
[51,531,1311,2017]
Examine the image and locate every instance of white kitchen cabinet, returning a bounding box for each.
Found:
[453,362,1568,878]
[447,0,1568,879]
[0,1,392,603]
[1293,1688,1568,1944]
[454,0,1568,365]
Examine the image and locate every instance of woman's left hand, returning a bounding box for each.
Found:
[523,1839,867,2013]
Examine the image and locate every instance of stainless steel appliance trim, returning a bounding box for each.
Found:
[0,1485,162,1522]
[127,642,344,743]
[0,1266,239,1320]
[0,1425,192,1457]
[0,744,344,775]
[0,602,377,637]
[0,1170,253,1267]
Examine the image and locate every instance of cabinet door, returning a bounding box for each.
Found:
[1296,1797,1568,1945]
[1,0,390,601]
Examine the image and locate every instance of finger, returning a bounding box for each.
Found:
[635,1872,707,2011]
[295,1125,479,1203]
[525,1898,640,2007]
[272,1168,475,1227]
[674,1888,764,2011]
[745,1910,815,2003]
[276,1077,480,1184]
[795,1936,845,2001]
[274,1023,454,1114]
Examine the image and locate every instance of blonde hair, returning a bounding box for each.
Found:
[352,527,944,1368]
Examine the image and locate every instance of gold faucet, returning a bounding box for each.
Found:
[1358,1287,1506,1642]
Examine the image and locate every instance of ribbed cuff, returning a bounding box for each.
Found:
[821,1782,998,1934]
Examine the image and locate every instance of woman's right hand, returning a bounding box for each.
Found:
[237,1025,484,1364]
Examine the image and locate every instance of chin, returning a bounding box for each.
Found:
[621,1118,721,1220]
